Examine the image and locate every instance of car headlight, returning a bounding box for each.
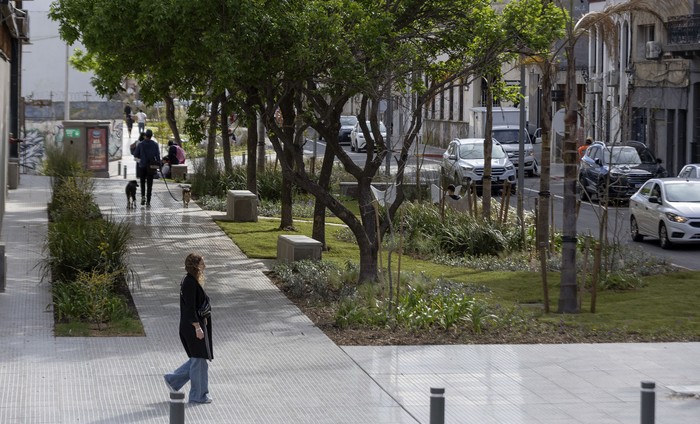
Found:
[506,164,514,170]
[460,164,474,171]
[665,212,689,223]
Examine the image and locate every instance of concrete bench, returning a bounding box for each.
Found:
[171,164,188,181]
[277,235,323,262]
[226,190,258,222]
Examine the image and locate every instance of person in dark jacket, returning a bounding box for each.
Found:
[133,129,161,207]
[164,253,213,404]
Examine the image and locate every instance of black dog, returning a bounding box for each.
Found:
[125,180,139,209]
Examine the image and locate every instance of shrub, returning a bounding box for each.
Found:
[52,270,129,326]
[43,217,132,286]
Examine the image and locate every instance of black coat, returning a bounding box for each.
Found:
[179,274,213,360]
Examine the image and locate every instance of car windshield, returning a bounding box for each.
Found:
[458,143,507,159]
[364,121,386,132]
[493,130,520,144]
[664,183,700,202]
[340,116,357,126]
[605,147,641,165]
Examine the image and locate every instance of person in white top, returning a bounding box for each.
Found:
[136,109,147,134]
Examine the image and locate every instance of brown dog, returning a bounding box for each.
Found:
[125,180,138,209]
[181,184,191,208]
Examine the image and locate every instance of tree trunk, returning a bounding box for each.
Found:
[311,146,335,248]
[205,96,219,178]
[559,38,579,314]
[257,112,266,174]
[538,61,553,313]
[482,77,494,220]
[220,93,233,174]
[163,95,181,144]
[245,111,258,194]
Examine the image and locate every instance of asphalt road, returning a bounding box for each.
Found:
[305,139,700,270]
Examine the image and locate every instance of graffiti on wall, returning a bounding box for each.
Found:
[20,119,124,175]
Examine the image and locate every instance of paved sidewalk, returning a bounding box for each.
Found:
[0,133,697,422]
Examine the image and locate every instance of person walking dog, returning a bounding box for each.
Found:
[133,129,160,207]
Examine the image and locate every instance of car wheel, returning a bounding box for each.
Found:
[630,216,644,242]
[578,176,591,202]
[659,223,672,249]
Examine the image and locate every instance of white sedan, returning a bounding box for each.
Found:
[629,178,700,249]
[678,163,700,179]
[350,121,386,152]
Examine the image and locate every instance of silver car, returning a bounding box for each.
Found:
[491,125,538,177]
[629,178,700,249]
[678,163,700,179]
[440,138,517,194]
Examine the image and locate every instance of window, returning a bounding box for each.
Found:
[637,24,655,58]
[650,183,661,199]
[639,181,653,197]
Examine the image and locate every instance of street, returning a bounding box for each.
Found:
[304,138,700,270]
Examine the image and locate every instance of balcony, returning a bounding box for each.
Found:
[666,15,700,53]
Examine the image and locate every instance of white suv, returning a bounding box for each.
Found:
[440,138,517,194]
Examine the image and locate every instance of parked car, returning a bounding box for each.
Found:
[491,125,538,177]
[350,121,387,152]
[338,115,358,145]
[624,140,667,177]
[440,138,517,194]
[579,142,654,202]
[678,163,700,179]
[629,178,700,249]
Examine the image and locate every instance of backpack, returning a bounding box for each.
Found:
[175,145,186,164]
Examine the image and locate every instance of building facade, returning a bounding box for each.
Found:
[587,0,700,174]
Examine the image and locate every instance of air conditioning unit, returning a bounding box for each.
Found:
[606,70,619,87]
[587,78,603,93]
[645,41,662,60]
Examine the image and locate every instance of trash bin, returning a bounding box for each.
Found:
[8,159,19,189]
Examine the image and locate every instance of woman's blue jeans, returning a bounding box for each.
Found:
[165,357,209,403]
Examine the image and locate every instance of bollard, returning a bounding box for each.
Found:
[170,391,185,424]
[123,165,128,179]
[118,161,122,175]
[0,243,5,292]
[641,381,655,424]
[430,387,445,424]
[242,153,246,165]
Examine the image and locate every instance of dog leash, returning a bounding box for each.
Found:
[158,164,183,202]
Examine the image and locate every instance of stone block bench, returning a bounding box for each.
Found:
[277,235,322,262]
[226,190,258,222]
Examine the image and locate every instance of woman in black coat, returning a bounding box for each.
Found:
[164,253,213,404]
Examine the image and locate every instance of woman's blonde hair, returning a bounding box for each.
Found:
[185,253,205,285]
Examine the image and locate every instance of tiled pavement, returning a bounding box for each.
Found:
[0,140,698,422]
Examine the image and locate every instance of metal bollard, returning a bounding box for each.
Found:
[0,243,5,292]
[641,381,655,424]
[170,391,185,424]
[123,165,128,179]
[430,387,445,424]
[118,161,122,175]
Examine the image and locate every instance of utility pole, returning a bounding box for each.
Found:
[64,43,70,120]
[518,60,526,242]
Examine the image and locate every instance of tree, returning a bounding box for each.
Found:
[555,0,673,313]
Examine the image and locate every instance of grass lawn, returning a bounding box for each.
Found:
[216,218,700,341]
